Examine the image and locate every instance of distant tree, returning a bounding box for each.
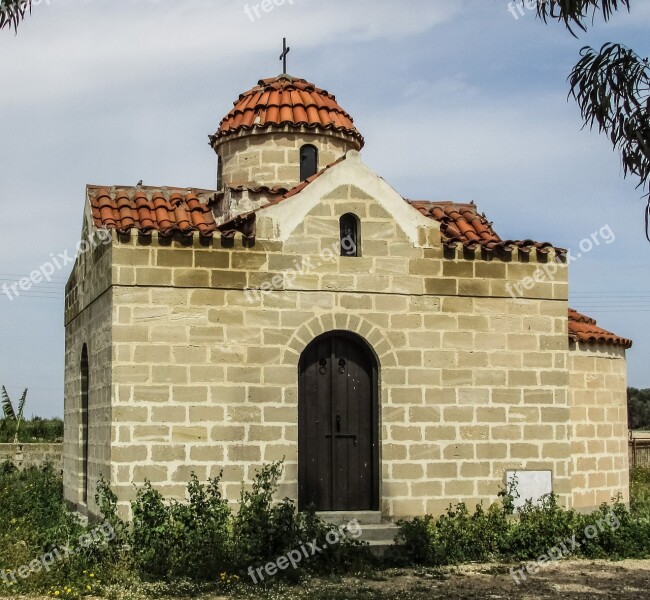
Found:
[628,387,650,429]
[526,0,650,239]
[0,416,63,443]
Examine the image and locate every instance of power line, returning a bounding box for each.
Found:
[578,309,650,313]
[1,295,64,301]
[0,274,67,281]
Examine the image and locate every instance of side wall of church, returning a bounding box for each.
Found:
[63,223,114,516]
[569,342,629,510]
[107,184,573,520]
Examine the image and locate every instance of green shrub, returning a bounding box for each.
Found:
[397,485,650,567]
[13,459,650,596]
[129,473,232,580]
[233,462,297,569]
[99,460,370,583]
[395,501,512,566]
[233,462,370,576]
[505,493,580,560]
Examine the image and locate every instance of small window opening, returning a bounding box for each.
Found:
[300,144,318,181]
[340,213,360,257]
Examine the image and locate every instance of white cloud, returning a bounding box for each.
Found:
[0,0,460,107]
[361,89,602,192]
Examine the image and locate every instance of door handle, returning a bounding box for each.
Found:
[336,414,341,433]
[338,359,346,373]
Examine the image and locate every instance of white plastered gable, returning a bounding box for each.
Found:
[255,150,439,245]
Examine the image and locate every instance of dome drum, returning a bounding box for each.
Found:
[211,75,363,191]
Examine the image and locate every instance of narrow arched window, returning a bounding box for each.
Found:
[80,344,89,505]
[300,144,318,181]
[217,155,223,190]
[340,213,360,257]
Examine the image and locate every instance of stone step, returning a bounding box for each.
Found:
[356,523,400,543]
[317,511,383,525]
[365,537,402,558]
[315,512,400,556]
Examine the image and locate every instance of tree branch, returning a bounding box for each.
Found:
[569,43,650,237]
[531,0,631,36]
[0,0,32,33]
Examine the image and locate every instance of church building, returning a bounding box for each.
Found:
[63,71,632,525]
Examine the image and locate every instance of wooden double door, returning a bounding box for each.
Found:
[298,332,379,512]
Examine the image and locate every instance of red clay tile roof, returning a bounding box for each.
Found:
[89,186,219,237]
[88,162,566,259]
[568,308,632,349]
[211,75,364,148]
[410,200,566,255]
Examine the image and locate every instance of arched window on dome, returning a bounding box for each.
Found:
[340,213,360,257]
[300,144,318,181]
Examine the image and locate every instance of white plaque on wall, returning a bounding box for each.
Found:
[505,470,553,510]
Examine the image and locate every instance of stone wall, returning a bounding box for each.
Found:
[569,342,629,510]
[106,159,573,520]
[63,215,114,516]
[215,127,356,190]
[0,443,63,471]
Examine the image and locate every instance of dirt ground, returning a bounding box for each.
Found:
[6,560,650,600]
[368,560,650,599]
[366,560,650,599]
[227,559,650,599]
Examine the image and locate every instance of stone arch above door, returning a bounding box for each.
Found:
[281,313,397,368]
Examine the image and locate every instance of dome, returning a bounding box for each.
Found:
[211,75,364,149]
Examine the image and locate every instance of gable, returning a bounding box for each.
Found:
[256,151,439,247]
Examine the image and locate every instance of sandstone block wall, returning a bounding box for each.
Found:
[569,342,629,510]
[106,183,572,520]
[0,443,63,471]
[63,219,114,515]
[216,128,355,190]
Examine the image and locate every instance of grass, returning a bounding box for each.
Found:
[630,466,650,515]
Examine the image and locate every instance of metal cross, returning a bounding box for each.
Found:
[279,37,290,74]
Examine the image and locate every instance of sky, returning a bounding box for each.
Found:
[0,0,648,418]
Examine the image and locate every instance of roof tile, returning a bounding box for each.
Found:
[568,308,632,348]
[212,75,364,148]
[89,186,218,237]
[410,200,565,255]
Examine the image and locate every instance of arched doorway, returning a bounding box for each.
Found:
[298,331,379,511]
